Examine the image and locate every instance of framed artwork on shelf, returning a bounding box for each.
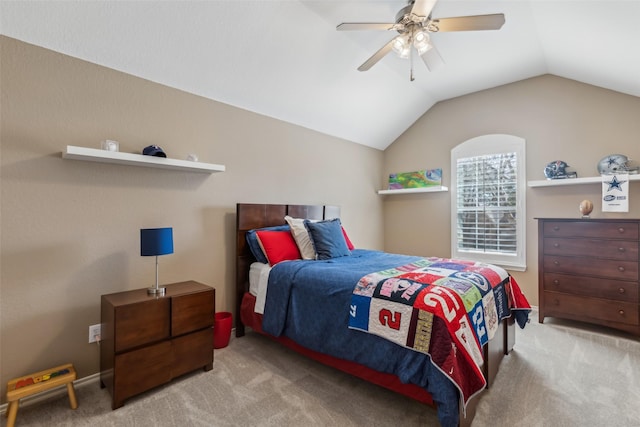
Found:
[388,168,442,190]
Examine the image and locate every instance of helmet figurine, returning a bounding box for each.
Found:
[597,154,639,175]
[544,160,577,180]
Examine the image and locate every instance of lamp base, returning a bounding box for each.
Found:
[147,286,166,296]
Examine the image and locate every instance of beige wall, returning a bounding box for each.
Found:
[383,74,640,306]
[4,34,640,404]
[0,36,385,397]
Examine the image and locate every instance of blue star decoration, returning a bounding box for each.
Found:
[606,175,626,191]
[606,156,620,168]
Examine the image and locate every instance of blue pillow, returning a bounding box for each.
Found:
[304,218,351,260]
[246,225,290,263]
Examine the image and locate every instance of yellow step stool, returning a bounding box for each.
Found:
[5,363,78,427]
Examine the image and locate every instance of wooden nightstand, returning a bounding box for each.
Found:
[100,281,215,409]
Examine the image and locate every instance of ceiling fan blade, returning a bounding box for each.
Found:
[358,38,396,71]
[434,14,505,32]
[421,45,444,71]
[337,22,397,31]
[410,0,438,21]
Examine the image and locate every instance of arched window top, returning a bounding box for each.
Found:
[452,134,526,157]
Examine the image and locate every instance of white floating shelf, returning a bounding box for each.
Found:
[62,146,225,174]
[378,186,448,195]
[528,174,640,188]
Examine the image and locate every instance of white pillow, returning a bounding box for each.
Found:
[284,215,317,260]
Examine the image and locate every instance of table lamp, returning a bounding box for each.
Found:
[140,227,174,295]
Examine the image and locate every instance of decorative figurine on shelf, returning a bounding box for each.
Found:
[597,154,639,175]
[579,199,594,218]
[101,140,119,152]
[544,160,577,180]
[142,145,167,158]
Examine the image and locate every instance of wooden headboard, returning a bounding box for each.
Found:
[235,203,340,337]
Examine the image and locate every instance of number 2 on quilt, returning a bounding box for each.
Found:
[379,309,401,330]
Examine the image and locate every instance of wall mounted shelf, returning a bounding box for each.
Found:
[528,174,640,188]
[62,146,225,174]
[377,186,448,195]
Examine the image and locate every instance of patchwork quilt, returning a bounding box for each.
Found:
[349,257,531,408]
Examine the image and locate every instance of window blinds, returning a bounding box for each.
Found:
[456,152,517,255]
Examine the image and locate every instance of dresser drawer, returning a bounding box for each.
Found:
[543,255,638,281]
[544,237,639,260]
[543,291,639,326]
[114,341,172,405]
[172,328,213,378]
[171,289,215,336]
[115,299,170,352]
[543,273,638,302]
[543,221,639,240]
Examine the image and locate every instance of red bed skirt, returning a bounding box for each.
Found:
[239,291,435,406]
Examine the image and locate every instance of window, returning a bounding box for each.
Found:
[450,135,526,271]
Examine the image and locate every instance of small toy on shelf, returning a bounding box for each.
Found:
[544,160,577,180]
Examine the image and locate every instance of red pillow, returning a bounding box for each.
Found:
[341,226,355,250]
[255,230,301,265]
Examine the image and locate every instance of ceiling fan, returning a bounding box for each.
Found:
[337,0,505,80]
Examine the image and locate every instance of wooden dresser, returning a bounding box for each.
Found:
[100,281,215,409]
[537,218,640,335]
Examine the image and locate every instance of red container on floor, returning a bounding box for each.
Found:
[213,312,232,349]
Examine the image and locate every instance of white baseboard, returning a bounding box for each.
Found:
[0,372,101,415]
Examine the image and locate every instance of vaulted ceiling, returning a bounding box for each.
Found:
[2,1,639,150]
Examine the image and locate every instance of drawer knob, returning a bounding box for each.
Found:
[554,260,560,266]
[618,227,625,234]
[554,299,560,306]
[553,226,559,231]
[619,288,626,294]
[553,243,560,248]
[618,266,625,272]
[618,247,626,252]
[553,279,559,285]
[619,310,625,316]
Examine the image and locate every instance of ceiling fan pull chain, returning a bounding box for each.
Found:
[409,29,415,81]
[410,57,415,81]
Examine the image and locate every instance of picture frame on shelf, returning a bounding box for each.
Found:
[388,168,442,190]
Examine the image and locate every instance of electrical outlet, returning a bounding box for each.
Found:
[88,323,101,343]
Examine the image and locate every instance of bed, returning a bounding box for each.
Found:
[235,203,529,427]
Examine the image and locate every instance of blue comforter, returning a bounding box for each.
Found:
[262,249,461,427]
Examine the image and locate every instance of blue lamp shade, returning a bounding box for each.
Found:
[140,228,174,256]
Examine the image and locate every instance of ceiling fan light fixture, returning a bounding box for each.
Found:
[391,35,410,59]
[338,0,506,78]
[413,30,431,55]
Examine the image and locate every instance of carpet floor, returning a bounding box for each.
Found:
[5,309,640,426]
